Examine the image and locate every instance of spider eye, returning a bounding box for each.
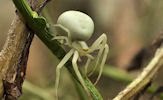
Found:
[57,10,94,41]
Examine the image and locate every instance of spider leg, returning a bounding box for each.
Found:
[84,58,91,74]
[54,24,70,33]
[54,49,75,100]
[53,24,72,45]
[88,47,104,76]
[94,44,109,85]
[72,51,89,94]
[52,36,69,45]
[89,34,107,52]
[88,34,108,77]
[54,24,71,37]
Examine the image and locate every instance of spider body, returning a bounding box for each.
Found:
[53,10,109,100]
[57,10,94,41]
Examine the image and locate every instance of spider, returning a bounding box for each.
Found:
[53,10,109,99]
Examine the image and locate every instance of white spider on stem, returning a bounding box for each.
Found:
[53,10,109,99]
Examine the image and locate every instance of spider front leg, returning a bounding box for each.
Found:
[87,34,107,76]
[94,44,109,85]
[52,36,69,45]
[84,58,91,74]
[53,24,72,45]
[54,49,75,100]
[72,51,90,95]
[87,33,109,85]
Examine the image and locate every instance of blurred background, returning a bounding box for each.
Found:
[0,0,163,100]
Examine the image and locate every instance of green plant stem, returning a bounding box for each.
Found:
[23,81,54,100]
[12,0,102,99]
[102,65,134,83]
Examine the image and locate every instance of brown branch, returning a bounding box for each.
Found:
[0,0,44,99]
[113,45,163,100]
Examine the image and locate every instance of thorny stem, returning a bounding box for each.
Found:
[12,0,103,99]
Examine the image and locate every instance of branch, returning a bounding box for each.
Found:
[0,15,32,100]
[113,46,163,100]
[0,0,43,99]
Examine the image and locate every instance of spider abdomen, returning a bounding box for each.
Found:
[57,10,94,41]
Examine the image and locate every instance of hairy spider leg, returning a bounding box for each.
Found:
[54,49,75,100]
[86,34,107,76]
[72,51,89,95]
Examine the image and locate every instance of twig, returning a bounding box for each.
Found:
[0,0,48,99]
[113,47,163,100]
[0,15,33,100]
[100,65,163,99]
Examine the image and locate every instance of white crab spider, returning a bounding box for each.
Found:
[53,10,109,99]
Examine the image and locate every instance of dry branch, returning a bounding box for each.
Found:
[113,38,163,100]
[0,0,41,99]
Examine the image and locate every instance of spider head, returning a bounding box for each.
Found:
[57,10,94,41]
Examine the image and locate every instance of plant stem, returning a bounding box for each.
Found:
[102,65,134,83]
[23,81,54,100]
